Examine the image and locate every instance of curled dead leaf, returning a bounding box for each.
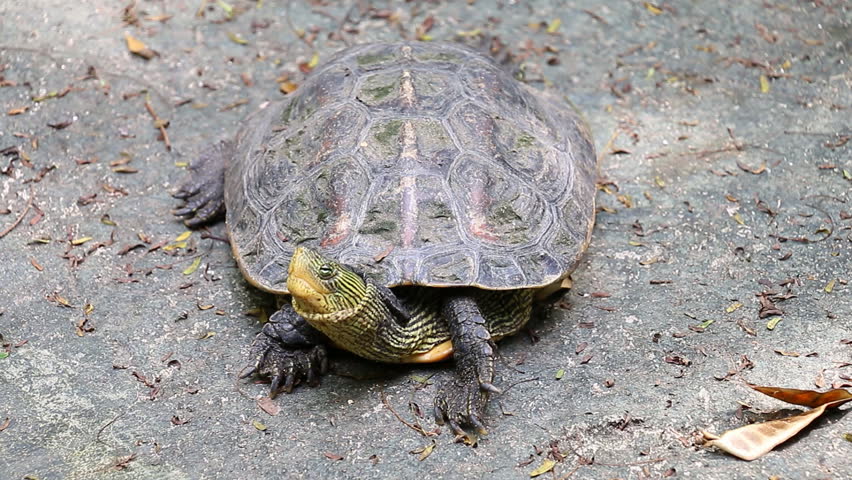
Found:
[125,33,158,60]
[702,386,852,460]
[749,385,852,408]
[529,458,556,477]
[703,397,850,461]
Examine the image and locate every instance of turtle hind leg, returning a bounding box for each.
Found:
[433,293,500,439]
[173,140,231,227]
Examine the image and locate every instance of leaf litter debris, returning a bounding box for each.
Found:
[701,384,852,460]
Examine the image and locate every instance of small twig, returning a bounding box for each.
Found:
[285,1,314,47]
[591,457,665,468]
[555,464,582,480]
[95,407,134,445]
[380,390,438,437]
[783,130,850,137]
[802,203,834,242]
[0,187,33,239]
[500,376,540,395]
[596,128,621,165]
[336,2,358,47]
[144,100,171,151]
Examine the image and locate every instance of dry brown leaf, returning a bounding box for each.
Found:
[125,33,158,60]
[749,385,852,408]
[279,81,298,94]
[703,397,851,461]
[257,397,280,416]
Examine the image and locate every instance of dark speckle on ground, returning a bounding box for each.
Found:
[1,1,850,479]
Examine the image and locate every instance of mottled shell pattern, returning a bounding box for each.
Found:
[225,42,597,294]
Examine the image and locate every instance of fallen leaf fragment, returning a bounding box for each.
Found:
[125,33,157,60]
[171,416,190,425]
[183,257,202,275]
[766,317,782,330]
[252,420,267,431]
[215,0,234,18]
[824,279,836,293]
[324,452,344,461]
[257,397,280,416]
[409,442,435,461]
[529,459,556,477]
[227,32,248,45]
[759,75,770,93]
[749,385,852,408]
[702,394,852,461]
[307,53,320,69]
[774,350,799,357]
[643,2,663,14]
[732,213,745,225]
[7,106,28,116]
[279,81,298,94]
[546,18,561,33]
[726,302,743,313]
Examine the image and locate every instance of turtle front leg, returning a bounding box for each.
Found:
[240,303,329,397]
[173,140,231,227]
[434,294,501,437]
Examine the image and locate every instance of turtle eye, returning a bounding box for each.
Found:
[317,264,335,280]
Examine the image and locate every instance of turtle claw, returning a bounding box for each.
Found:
[480,382,501,394]
[468,414,488,435]
[239,365,258,380]
[448,420,466,437]
[242,330,328,397]
[433,365,495,438]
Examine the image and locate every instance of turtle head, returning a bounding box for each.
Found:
[287,247,368,317]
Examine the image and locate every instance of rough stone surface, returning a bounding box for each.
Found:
[0,1,849,479]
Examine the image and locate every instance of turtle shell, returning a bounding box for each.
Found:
[225,42,597,294]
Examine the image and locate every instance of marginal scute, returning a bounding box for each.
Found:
[477,256,526,286]
[422,250,477,285]
[226,42,597,293]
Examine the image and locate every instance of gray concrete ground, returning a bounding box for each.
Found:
[1,1,850,478]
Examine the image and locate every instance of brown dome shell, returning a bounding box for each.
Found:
[225,42,597,294]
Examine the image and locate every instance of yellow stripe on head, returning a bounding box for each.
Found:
[287,247,368,316]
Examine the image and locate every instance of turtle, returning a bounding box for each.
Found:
[174,41,597,437]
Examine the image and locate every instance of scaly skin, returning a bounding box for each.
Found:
[279,247,534,436]
[173,141,230,227]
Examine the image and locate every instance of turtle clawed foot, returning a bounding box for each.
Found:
[241,333,328,398]
[433,375,495,439]
[173,141,230,226]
